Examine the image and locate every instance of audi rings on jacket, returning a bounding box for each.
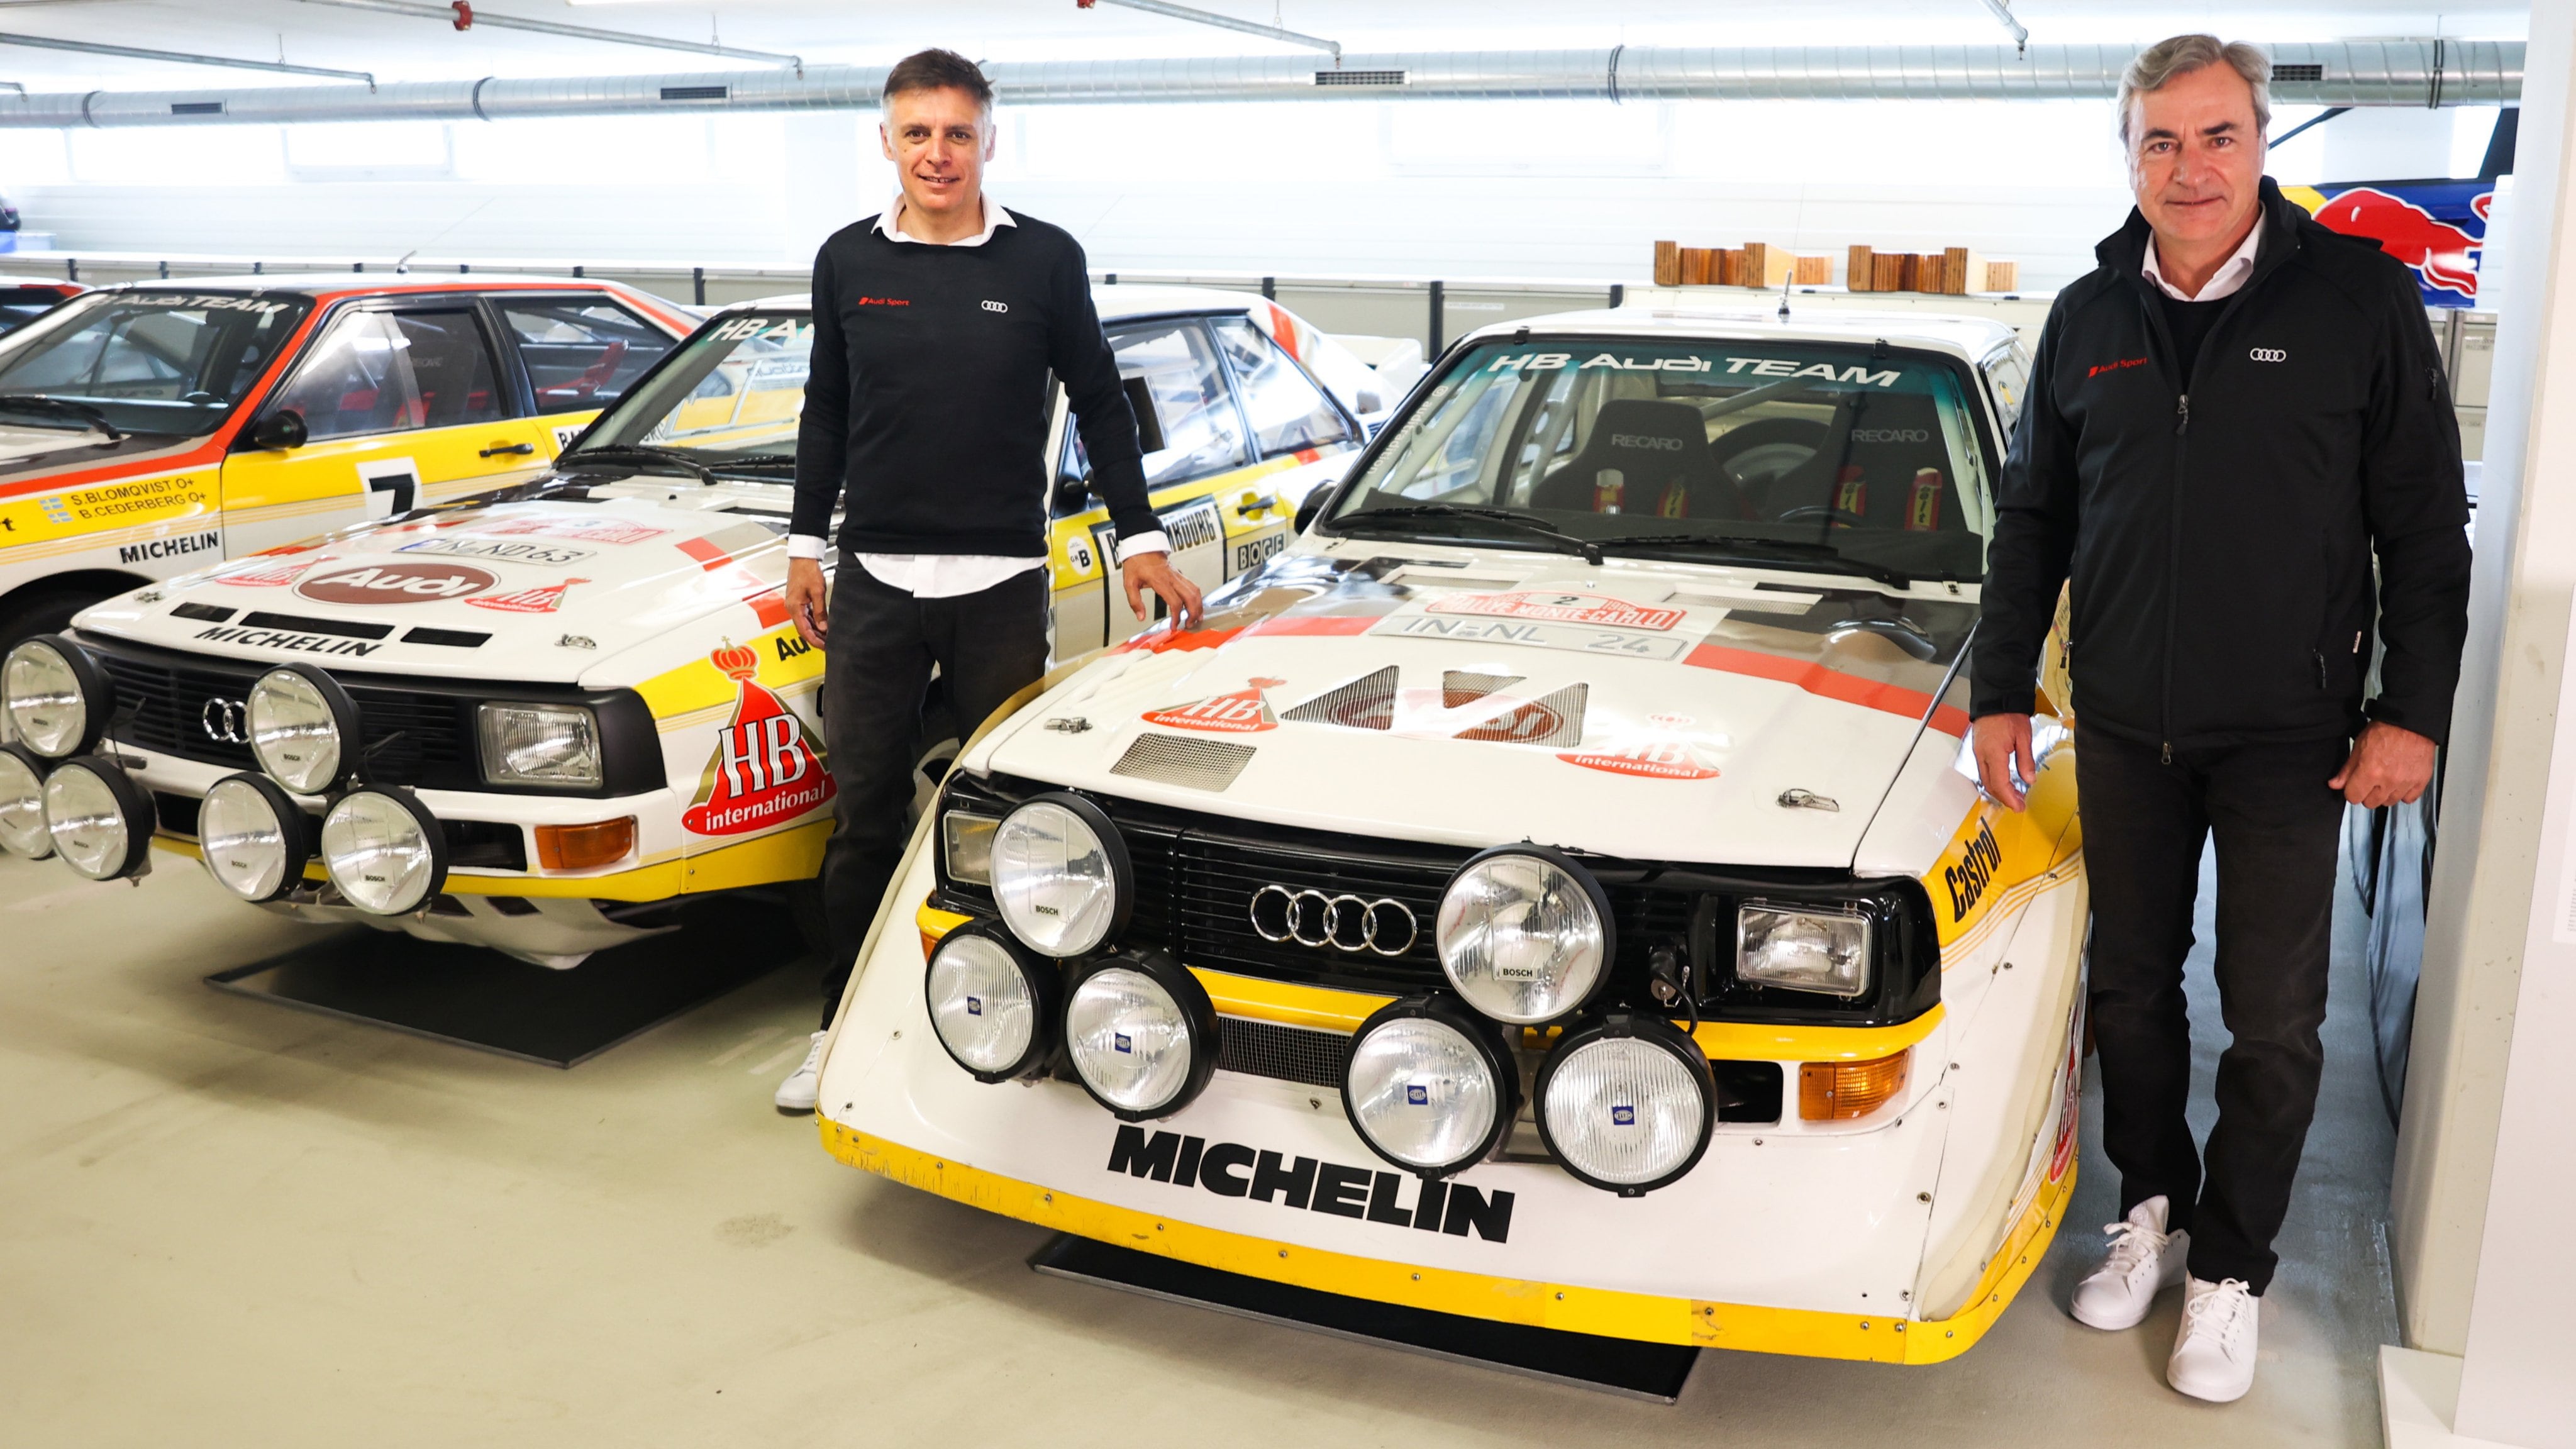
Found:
[201,697,248,745]
[2248,347,2287,363]
[1248,884,1419,957]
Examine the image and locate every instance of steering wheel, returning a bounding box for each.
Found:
[1713,417,1830,491]
[1776,504,1868,528]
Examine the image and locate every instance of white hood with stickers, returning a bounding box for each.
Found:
[77,492,792,685]
[969,552,1977,870]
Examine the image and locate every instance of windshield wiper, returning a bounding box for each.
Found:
[0,394,123,442]
[703,456,798,475]
[556,444,714,483]
[1332,504,1602,565]
[1589,531,1912,589]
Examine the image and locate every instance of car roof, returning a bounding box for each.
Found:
[103,273,647,302]
[715,282,1267,323]
[1469,306,2020,358]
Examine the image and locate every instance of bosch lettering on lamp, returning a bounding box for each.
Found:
[196,774,309,903]
[40,757,154,881]
[247,665,360,795]
[318,789,447,916]
[2,636,111,760]
[991,792,1130,958]
[1433,845,1613,1024]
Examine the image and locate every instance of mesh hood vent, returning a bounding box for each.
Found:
[1453,682,1587,748]
[1441,670,1523,709]
[1111,733,1258,792]
[1284,666,1399,730]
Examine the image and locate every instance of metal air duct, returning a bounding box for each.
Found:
[0,40,2521,128]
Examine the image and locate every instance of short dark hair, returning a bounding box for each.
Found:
[882,48,994,113]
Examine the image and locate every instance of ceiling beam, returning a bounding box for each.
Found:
[0,30,375,84]
[292,0,802,72]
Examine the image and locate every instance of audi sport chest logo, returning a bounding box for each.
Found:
[1248,885,1418,957]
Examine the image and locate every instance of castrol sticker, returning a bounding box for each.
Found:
[296,560,497,605]
[1426,591,1685,631]
[1142,678,1285,734]
[1557,713,1720,780]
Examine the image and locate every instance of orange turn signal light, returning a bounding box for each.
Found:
[1799,1049,1911,1121]
[533,817,636,872]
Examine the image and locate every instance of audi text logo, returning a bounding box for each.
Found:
[2249,347,2287,363]
[201,697,248,745]
[1249,885,1419,957]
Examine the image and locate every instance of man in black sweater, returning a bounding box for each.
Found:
[774,49,1201,1112]
[1974,36,2468,1402]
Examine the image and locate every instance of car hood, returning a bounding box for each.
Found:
[975,551,1979,869]
[80,491,791,684]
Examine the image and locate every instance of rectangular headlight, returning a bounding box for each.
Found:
[942,809,999,887]
[1736,902,1873,998]
[477,702,602,788]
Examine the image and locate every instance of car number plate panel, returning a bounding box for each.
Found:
[1365,613,1694,660]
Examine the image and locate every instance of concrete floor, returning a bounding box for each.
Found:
[0,847,2397,1447]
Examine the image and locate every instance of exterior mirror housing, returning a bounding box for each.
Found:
[247,411,308,451]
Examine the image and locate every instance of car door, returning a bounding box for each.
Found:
[1208,313,1363,573]
[1052,316,1257,649]
[218,299,557,557]
[489,293,681,456]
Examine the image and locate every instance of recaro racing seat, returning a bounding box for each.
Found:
[1527,398,1745,519]
[1753,391,1963,533]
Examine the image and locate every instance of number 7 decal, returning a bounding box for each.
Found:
[356,456,421,520]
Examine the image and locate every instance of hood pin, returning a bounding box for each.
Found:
[1778,789,1840,812]
[1044,716,1092,734]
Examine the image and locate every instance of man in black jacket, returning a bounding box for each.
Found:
[1974,35,2469,1402]
[772,50,1201,1113]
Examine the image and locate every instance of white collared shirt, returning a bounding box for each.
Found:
[789,191,1169,598]
[2143,219,2262,301]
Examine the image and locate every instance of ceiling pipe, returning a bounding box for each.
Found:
[292,0,801,72]
[1977,0,2028,55]
[0,41,2520,128]
[1077,0,1341,60]
[0,30,375,86]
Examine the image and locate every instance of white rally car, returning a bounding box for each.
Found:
[0,286,1377,967]
[815,306,2089,1363]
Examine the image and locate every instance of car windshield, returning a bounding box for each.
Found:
[567,309,809,475]
[1324,336,1995,583]
[0,290,313,437]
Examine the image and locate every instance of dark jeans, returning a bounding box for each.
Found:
[817,557,1048,1027]
[2076,721,2346,1294]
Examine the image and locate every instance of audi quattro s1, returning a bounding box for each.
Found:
[814,305,2089,1365]
[0,286,1380,969]
[0,272,694,653]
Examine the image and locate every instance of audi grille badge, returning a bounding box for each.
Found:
[202,697,249,745]
[1248,884,1419,957]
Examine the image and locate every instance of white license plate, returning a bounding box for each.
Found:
[1365,613,1693,660]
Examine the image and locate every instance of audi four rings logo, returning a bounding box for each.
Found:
[1249,884,1419,957]
[2250,347,2287,363]
[201,697,248,745]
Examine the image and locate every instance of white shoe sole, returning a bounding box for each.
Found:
[2168,1367,2255,1403]
[2071,1293,2155,1332]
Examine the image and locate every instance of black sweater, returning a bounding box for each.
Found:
[1974,179,2471,749]
[791,210,1157,556]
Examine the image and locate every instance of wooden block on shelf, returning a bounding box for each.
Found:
[1742,242,1796,288]
[1916,252,1950,294]
[1653,240,1680,287]
[1982,258,2019,292]
[1679,247,1713,286]
[1848,245,1876,291]
[1874,252,1909,292]
[1792,254,1833,286]
[1719,248,1748,287]
[1941,247,1982,296]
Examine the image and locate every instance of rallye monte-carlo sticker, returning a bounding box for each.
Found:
[1141,677,1285,734]
[1426,591,1684,631]
[682,641,835,836]
[1106,1125,1515,1243]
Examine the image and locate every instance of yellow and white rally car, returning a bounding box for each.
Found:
[0,272,697,652]
[0,286,1375,967]
[814,306,2088,1364]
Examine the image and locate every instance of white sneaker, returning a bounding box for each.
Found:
[2167,1276,2260,1402]
[2068,1195,2190,1330]
[774,1031,827,1113]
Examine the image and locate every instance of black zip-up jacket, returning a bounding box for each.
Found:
[791,210,1157,557]
[1974,178,2472,751]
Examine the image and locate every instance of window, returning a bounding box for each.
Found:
[500,299,675,414]
[1982,345,2030,435]
[1211,316,1355,458]
[0,291,311,436]
[1063,319,1250,494]
[265,308,504,441]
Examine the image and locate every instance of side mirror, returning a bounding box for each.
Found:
[1121,375,1165,455]
[1355,388,1382,414]
[247,411,307,451]
[1294,486,1329,535]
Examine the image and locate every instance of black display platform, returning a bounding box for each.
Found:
[1028,1233,1700,1402]
[204,897,803,1068]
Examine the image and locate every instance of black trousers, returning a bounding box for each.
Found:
[816,558,1048,1028]
[2076,721,2346,1294]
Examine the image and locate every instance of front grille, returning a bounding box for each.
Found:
[1216,1016,1352,1087]
[1145,826,1460,995]
[91,646,471,785]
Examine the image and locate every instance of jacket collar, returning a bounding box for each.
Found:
[2098,175,2303,294]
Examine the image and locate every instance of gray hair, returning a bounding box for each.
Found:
[2118,34,2272,145]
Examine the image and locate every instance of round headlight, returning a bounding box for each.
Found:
[198,773,309,903]
[1433,846,1614,1024]
[319,788,447,915]
[1062,950,1217,1121]
[926,923,1060,1082]
[1341,994,1519,1178]
[3,635,111,760]
[248,665,360,795]
[41,755,153,880]
[0,743,55,858]
[1535,1014,1715,1196]
[991,792,1130,958]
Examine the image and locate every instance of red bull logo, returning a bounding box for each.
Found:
[2292,180,2490,305]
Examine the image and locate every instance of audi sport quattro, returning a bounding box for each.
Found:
[0,286,1376,969]
[0,273,694,653]
[814,306,2089,1363]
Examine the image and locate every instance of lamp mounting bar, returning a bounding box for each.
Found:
[293,0,802,72]
[0,30,375,84]
[1077,0,1341,60]
[1979,0,2028,54]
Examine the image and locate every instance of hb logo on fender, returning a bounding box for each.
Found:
[2249,347,2287,363]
